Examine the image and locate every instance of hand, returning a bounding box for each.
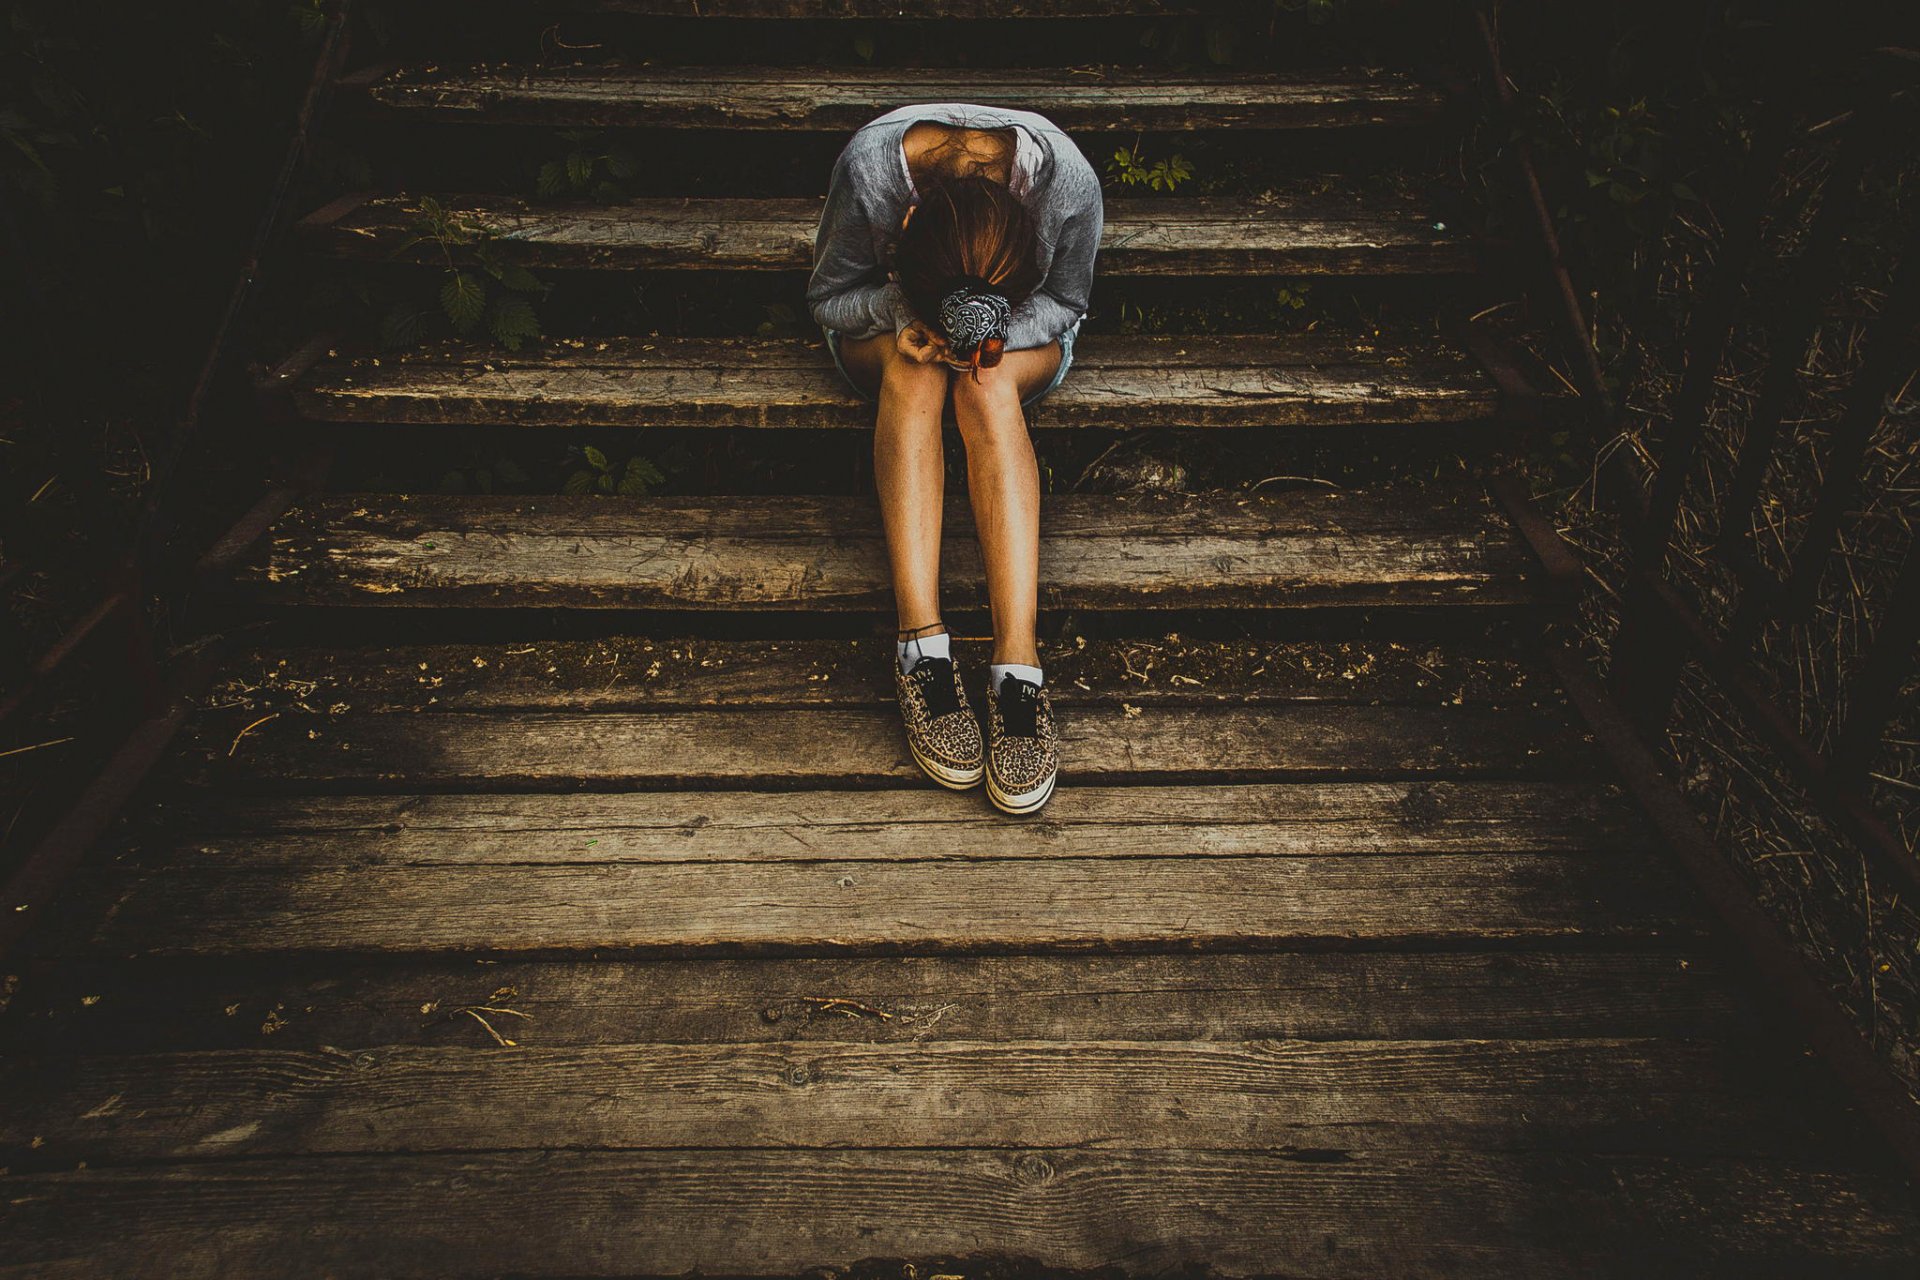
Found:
[899,322,975,370]
[897,322,958,367]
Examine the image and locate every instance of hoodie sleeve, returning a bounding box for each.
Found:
[806,140,918,339]
[1006,181,1103,351]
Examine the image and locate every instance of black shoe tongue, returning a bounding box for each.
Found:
[912,657,961,717]
[1001,677,1040,736]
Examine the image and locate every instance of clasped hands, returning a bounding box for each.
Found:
[897,322,972,371]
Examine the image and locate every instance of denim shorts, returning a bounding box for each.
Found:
[822,316,1080,414]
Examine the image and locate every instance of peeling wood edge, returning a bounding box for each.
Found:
[1486,473,1581,604]
[194,450,337,586]
[0,643,229,963]
[0,590,135,731]
[295,189,377,236]
[1548,643,1920,1195]
[333,60,398,100]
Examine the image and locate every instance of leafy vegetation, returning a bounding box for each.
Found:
[537,129,640,202]
[1106,141,1194,193]
[564,446,666,498]
[380,196,546,350]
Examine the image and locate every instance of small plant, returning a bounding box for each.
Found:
[380,196,546,350]
[437,456,531,496]
[1274,0,1349,25]
[756,302,803,338]
[1275,281,1312,312]
[537,130,639,202]
[1107,141,1193,193]
[563,445,665,497]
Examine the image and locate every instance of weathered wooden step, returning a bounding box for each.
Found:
[301,191,1471,276]
[6,951,1754,1056]
[6,1149,1916,1277]
[0,1036,1816,1164]
[183,706,1583,790]
[346,64,1447,132]
[75,778,1697,954]
[234,488,1537,611]
[286,333,1499,430]
[464,0,1271,18]
[79,845,1694,956]
[196,636,1558,713]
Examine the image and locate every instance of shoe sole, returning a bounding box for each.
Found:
[986,763,1057,815]
[911,741,984,790]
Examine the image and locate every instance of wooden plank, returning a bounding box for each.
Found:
[2,1149,1914,1277]
[2,952,1754,1055]
[353,65,1447,131]
[0,1037,1820,1165]
[80,852,1699,956]
[303,192,1473,276]
[549,0,1214,13]
[136,784,1639,867]
[232,490,1536,611]
[289,333,1499,430]
[184,704,1586,789]
[197,636,1557,713]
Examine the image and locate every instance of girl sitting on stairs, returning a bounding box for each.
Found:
[806,102,1105,816]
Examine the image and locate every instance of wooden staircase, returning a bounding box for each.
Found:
[2,6,1916,1275]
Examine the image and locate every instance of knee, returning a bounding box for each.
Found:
[949,364,1026,445]
[878,342,951,404]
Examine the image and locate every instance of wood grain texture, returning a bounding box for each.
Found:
[184,703,1586,789]
[289,333,1500,430]
[548,0,1216,13]
[196,635,1556,714]
[0,1037,1817,1164]
[4,952,1753,1055]
[135,783,1640,867]
[81,852,1699,956]
[2,1149,1914,1278]
[354,65,1448,131]
[232,489,1536,611]
[303,192,1473,276]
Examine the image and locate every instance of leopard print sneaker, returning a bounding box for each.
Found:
[984,673,1058,815]
[894,656,984,790]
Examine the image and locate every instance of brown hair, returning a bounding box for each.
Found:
[890,172,1044,380]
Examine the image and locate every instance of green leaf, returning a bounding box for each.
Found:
[622,454,666,495]
[488,294,542,349]
[562,470,595,496]
[377,305,426,349]
[495,458,531,485]
[597,472,615,494]
[440,272,487,332]
[583,445,610,472]
[1203,18,1236,65]
[536,158,569,199]
[566,151,594,188]
[853,36,876,62]
[496,263,545,294]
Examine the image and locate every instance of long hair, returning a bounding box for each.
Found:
[890,172,1044,382]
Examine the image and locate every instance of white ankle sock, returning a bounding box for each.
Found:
[896,630,951,674]
[991,662,1043,693]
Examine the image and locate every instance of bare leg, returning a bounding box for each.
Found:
[837,331,954,632]
[948,340,1062,667]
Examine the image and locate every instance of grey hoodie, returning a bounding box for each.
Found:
[805,102,1105,351]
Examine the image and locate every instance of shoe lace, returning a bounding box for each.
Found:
[908,657,962,718]
[999,676,1041,737]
